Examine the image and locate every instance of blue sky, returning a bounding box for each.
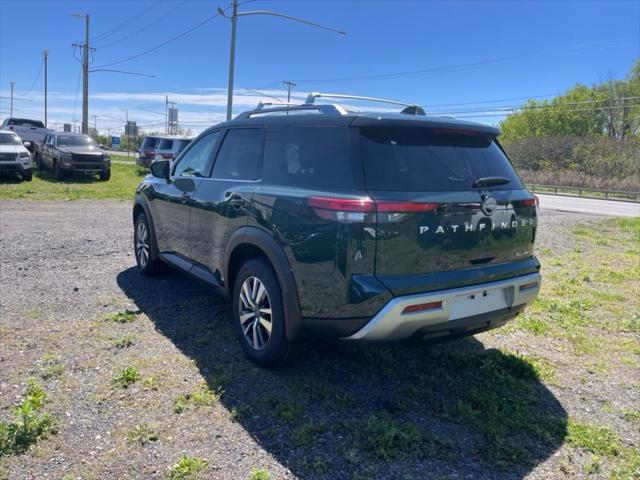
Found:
[1,0,638,135]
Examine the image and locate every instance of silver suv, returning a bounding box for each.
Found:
[0,130,32,181]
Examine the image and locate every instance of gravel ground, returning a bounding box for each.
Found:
[0,201,632,480]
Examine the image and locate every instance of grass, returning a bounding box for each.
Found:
[41,353,65,379]
[0,379,56,456]
[173,388,219,414]
[0,162,146,200]
[246,469,271,480]
[112,366,140,389]
[105,309,141,323]
[112,334,134,349]
[566,420,621,457]
[126,424,159,446]
[168,456,207,480]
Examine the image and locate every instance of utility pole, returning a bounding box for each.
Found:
[72,13,91,134]
[9,81,14,117]
[283,80,296,103]
[43,50,48,128]
[123,109,129,158]
[92,115,98,137]
[218,2,345,120]
[165,95,168,134]
[168,101,177,134]
[224,0,238,121]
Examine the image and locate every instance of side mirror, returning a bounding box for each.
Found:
[150,159,170,180]
[23,141,31,148]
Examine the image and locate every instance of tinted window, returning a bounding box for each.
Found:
[157,138,173,149]
[360,126,523,191]
[263,126,352,188]
[57,135,96,147]
[0,132,22,145]
[7,118,44,128]
[212,129,263,181]
[177,139,191,152]
[141,137,159,148]
[173,131,221,178]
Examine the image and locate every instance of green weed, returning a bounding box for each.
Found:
[0,379,56,455]
[246,468,271,480]
[566,420,621,457]
[168,456,207,480]
[105,309,141,323]
[112,334,134,348]
[112,366,140,388]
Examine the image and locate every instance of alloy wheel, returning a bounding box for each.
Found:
[135,221,149,268]
[238,276,272,350]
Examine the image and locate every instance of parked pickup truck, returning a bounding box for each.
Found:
[0,117,51,152]
[38,132,111,180]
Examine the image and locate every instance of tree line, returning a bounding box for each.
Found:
[500,60,639,191]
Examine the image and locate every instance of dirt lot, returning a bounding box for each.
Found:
[0,200,638,480]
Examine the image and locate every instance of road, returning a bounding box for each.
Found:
[537,193,640,217]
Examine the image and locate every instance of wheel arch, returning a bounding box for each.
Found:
[225,227,304,341]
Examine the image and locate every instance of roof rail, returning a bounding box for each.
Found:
[236,103,348,119]
[305,92,426,115]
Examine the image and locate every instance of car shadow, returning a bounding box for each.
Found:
[117,266,567,479]
[32,169,104,183]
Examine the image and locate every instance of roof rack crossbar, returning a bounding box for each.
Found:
[255,101,298,110]
[305,92,425,115]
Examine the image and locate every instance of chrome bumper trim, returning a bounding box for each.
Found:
[344,272,541,342]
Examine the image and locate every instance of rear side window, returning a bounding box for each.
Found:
[360,126,522,191]
[141,137,158,148]
[263,126,352,188]
[157,138,173,149]
[211,129,263,181]
[7,118,44,128]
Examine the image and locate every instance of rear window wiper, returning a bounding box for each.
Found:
[471,176,511,188]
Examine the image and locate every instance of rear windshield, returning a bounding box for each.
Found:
[0,132,22,145]
[177,139,191,150]
[157,138,173,149]
[57,135,96,147]
[141,137,159,148]
[6,118,45,128]
[360,126,522,191]
[263,126,353,188]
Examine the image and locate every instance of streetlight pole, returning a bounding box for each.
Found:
[9,81,14,117]
[43,50,48,128]
[218,3,346,121]
[283,80,296,103]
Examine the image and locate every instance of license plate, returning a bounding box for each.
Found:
[449,287,509,320]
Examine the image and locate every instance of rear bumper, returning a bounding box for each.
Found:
[137,156,153,167]
[344,272,541,342]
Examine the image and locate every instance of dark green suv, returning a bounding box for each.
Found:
[132,93,541,366]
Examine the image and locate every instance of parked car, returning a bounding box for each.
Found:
[137,136,161,167]
[38,132,110,180]
[132,93,541,366]
[154,136,193,161]
[0,117,51,153]
[0,130,32,181]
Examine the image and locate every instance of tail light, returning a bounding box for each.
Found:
[306,196,438,222]
[161,153,173,159]
[521,195,539,208]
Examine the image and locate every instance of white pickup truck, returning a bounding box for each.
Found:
[0,117,51,153]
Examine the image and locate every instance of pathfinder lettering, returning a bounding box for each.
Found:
[419,218,535,234]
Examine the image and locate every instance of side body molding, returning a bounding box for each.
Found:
[224,227,304,341]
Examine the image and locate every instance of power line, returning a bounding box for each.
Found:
[90,0,162,43]
[453,102,640,119]
[95,13,220,68]
[95,0,188,49]
[25,59,44,96]
[94,0,255,68]
[430,96,640,115]
[290,37,639,85]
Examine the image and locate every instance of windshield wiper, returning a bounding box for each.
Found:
[471,176,511,188]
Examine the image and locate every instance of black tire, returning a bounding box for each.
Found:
[134,212,167,276]
[22,169,32,182]
[232,258,292,367]
[35,153,43,170]
[99,169,111,181]
[53,160,64,180]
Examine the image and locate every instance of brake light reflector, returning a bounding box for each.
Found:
[376,201,439,212]
[402,301,443,314]
[519,281,538,291]
[521,196,539,207]
[306,196,375,212]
